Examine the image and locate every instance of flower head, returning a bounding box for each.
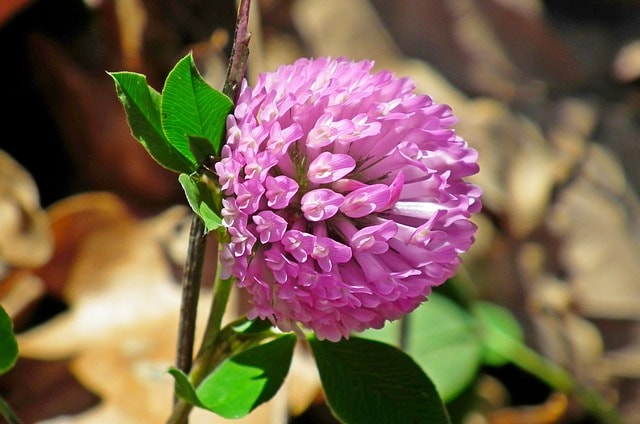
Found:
[217,57,481,341]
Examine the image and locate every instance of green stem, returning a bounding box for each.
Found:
[191,245,234,385]
[490,327,622,423]
[198,266,233,355]
[0,395,21,424]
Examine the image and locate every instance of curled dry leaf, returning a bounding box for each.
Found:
[14,192,319,423]
[0,149,49,320]
[0,150,53,274]
[14,193,200,422]
[528,276,604,374]
[33,192,135,300]
[18,193,192,359]
[504,118,557,238]
[547,145,640,319]
[613,39,640,83]
[488,392,569,424]
[0,270,45,323]
[291,0,468,111]
[367,0,581,100]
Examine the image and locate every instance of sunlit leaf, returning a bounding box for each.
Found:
[359,318,402,347]
[0,306,18,375]
[168,368,206,409]
[405,294,483,402]
[170,334,296,418]
[362,293,483,402]
[109,71,195,173]
[178,173,222,232]
[474,301,525,366]
[231,317,276,335]
[161,53,233,163]
[309,335,450,424]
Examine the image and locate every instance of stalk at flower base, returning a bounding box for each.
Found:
[216,57,482,341]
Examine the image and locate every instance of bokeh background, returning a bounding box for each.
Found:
[3,0,640,422]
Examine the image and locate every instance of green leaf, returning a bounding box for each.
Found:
[309,335,450,424]
[362,293,483,402]
[359,317,402,347]
[232,317,275,335]
[178,173,222,232]
[109,71,196,173]
[474,301,525,366]
[196,334,296,418]
[161,53,233,162]
[404,294,483,402]
[0,306,18,375]
[168,368,206,409]
[188,136,215,167]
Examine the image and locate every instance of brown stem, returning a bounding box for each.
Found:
[223,0,252,102]
[169,0,252,422]
[174,214,207,397]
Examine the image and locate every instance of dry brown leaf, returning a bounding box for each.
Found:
[18,198,191,359]
[34,192,135,300]
[529,276,604,373]
[367,0,581,100]
[28,34,183,210]
[613,39,640,83]
[0,150,53,274]
[113,0,148,71]
[546,144,640,319]
[14,194,201,422]
[455,98,559,240]
[488,392,569,424]
[14,192,319,423]
[505,119,556,238]
[0,270,45,323]
[0,0,33,27]
[291,0,469,111]
[0,150,50,322]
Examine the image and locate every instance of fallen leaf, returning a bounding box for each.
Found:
[0,149,53,274]
[0,0,33,27]
[14,192,319,423]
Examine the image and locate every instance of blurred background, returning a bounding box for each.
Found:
[3,0,640,422]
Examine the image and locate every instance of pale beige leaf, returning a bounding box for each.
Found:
[0,150,53,271]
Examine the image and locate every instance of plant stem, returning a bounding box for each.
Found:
[198,274,234,355]
[169,0,252,422]
[490,326,623,423]
[223,0,252,102]
[0,395,21,424]
[167,317,272,424]
[174,214,207,396]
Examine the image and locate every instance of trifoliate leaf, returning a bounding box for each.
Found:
[161,53,233,163]
[109,71,195,173]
